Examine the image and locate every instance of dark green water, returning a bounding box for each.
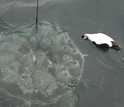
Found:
[0,0,124,107]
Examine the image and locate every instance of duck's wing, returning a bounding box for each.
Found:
[97,33,114,41]
[88,33,113,47]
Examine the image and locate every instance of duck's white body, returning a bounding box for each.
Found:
[84,33,114,47]
[82,33,121,50]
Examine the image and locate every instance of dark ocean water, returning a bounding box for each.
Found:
[0,0,124,107]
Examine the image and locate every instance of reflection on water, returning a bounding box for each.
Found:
[14,0,69,8]
[0,0,16,16]
[0,21,87,107]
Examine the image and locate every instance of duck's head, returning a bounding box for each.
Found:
[81,34,89,40]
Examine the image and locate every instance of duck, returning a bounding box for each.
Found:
[81,33,121,50]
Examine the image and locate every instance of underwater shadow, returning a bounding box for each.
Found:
[92,42,109,52]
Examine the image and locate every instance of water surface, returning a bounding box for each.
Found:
[0,0,124,107]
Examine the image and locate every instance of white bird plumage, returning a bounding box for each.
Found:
[81,33,121,50]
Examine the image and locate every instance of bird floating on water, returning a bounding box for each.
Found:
[81,33,121,50]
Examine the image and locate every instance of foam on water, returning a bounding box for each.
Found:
[0,22,87,107]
